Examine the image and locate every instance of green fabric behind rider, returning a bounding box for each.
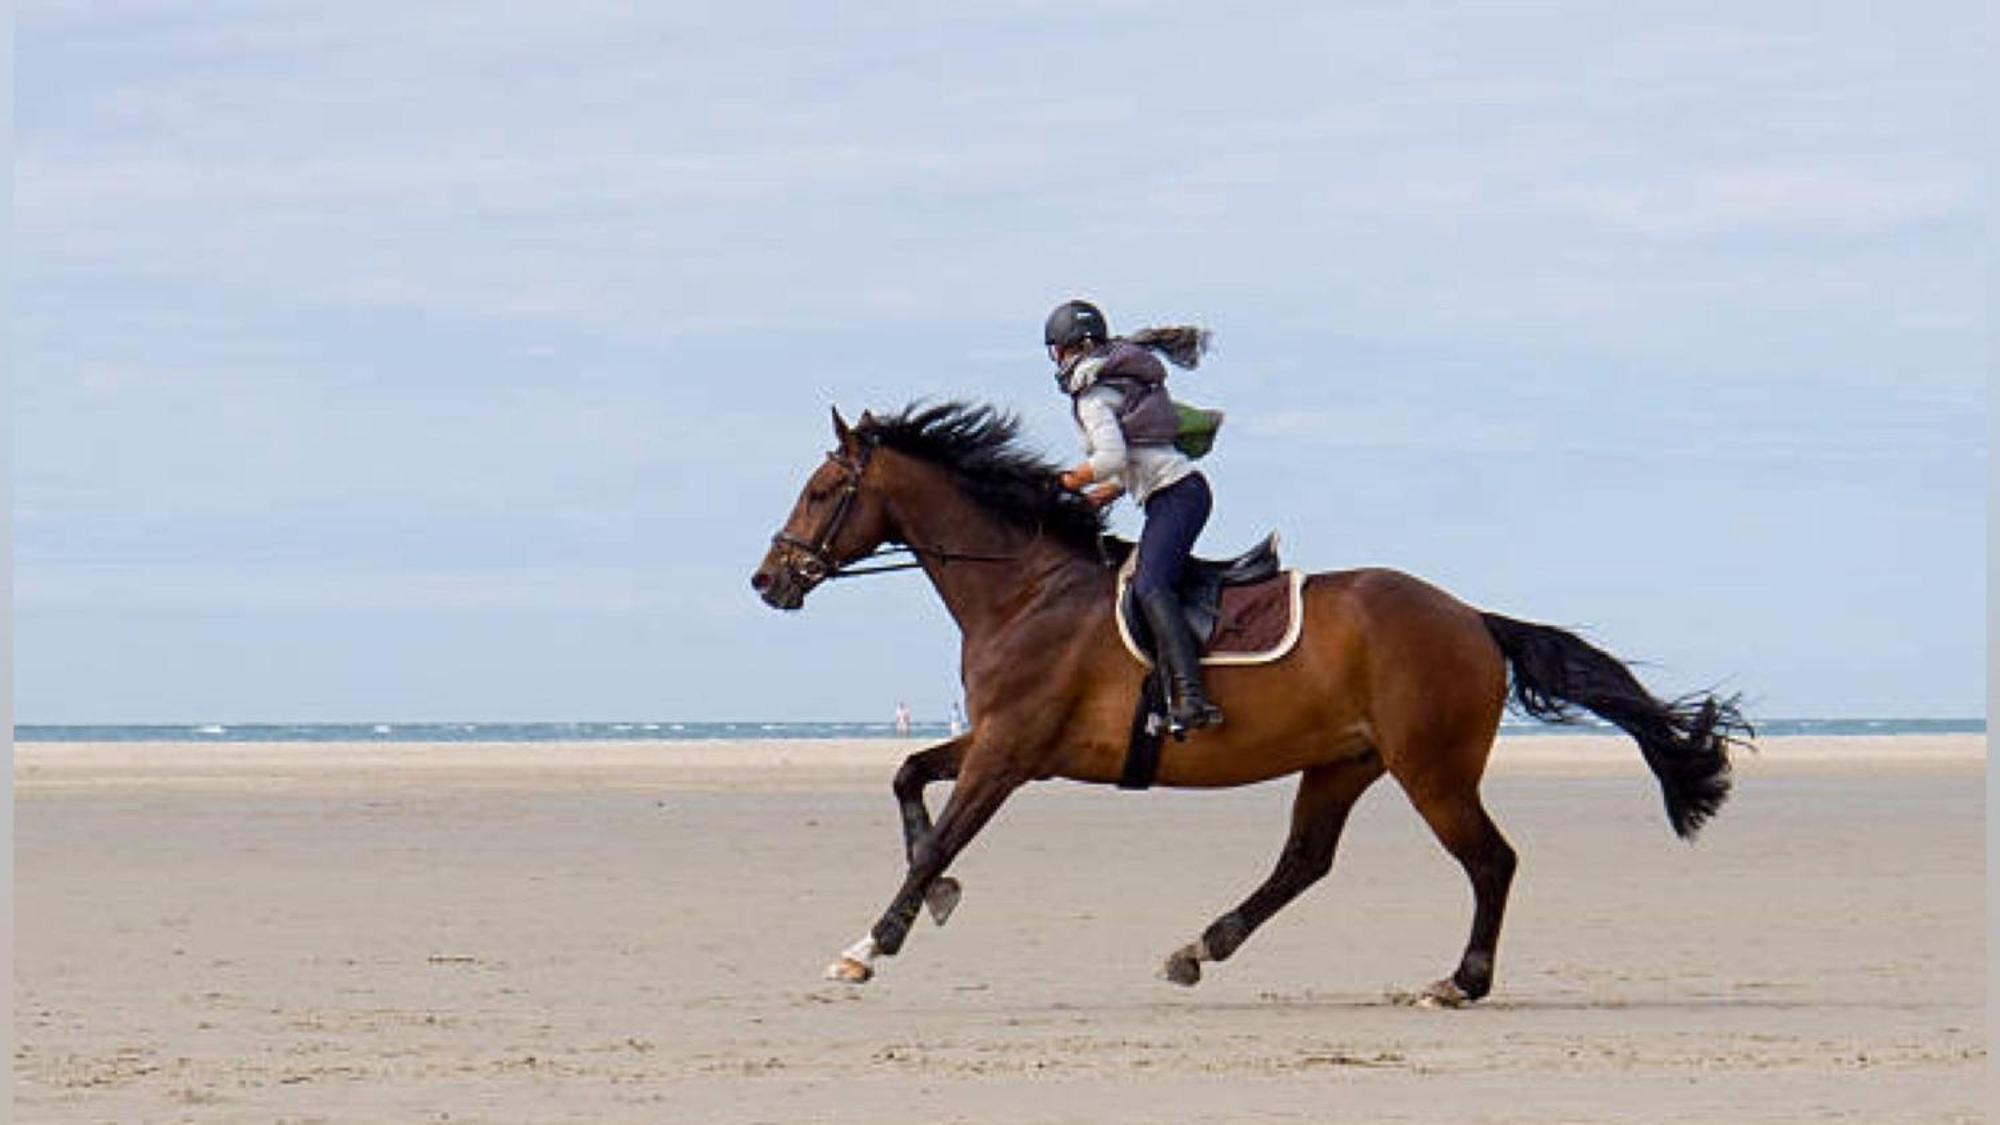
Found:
[1046,298,1225,733]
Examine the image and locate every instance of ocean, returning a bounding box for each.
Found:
[9,718,1986,743]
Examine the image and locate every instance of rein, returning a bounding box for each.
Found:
[770,438,1031,584]
[819,541,1020,580]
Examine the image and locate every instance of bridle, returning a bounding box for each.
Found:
[769,436,1029,585]
[770,440,880,584]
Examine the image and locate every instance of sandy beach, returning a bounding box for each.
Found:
[13,734,1987,1123]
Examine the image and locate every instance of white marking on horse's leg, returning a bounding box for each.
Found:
[825,934,879,983]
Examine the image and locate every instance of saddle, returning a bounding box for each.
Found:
[1104,534,1303,790]
[1105,533,1300,664]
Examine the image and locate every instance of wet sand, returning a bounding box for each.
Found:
[13,735,1987,1122]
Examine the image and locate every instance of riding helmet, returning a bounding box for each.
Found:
[1044,299,1108,349]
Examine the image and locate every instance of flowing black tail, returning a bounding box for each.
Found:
[1480,613,1752,840]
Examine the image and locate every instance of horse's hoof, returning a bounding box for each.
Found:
[925,877,962,926]
[1160,948,1203,987]
[825,956,874,984]
[1413,978,1470,1009]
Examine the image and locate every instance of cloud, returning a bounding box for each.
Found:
[14,563,658,614]
[18,1,1984,389]
[11,1,1987,718]
[1543,165,1975,241]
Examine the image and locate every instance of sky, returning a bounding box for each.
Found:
[10,2,1987,723]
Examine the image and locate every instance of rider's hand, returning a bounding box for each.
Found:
[1058,464,1095,492]
[1083,484,1123,510]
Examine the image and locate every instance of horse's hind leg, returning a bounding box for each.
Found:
[1402,784,1517,1007]
[1162,755,1385,986]
[893,735,969,925]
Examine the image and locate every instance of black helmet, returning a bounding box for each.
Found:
[1044,299,1108,349]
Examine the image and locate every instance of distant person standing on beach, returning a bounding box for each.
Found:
[894,702,912,737]
[948,701,965,737]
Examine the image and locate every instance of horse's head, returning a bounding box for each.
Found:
[751,407,899,610]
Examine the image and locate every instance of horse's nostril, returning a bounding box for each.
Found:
[751,571,773,593]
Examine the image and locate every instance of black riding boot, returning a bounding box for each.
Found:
[1137,588,1225,733]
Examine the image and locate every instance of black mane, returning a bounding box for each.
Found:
[862,401,1107,552]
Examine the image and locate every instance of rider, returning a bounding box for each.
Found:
[1046,298,1224,732]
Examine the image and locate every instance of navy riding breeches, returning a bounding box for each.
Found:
[1133,472,1212,597]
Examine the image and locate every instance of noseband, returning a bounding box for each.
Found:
[769,436,1028,585]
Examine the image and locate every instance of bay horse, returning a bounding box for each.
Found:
[750,402,1749,1006]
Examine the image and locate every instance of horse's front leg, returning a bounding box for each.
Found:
[828,760,1024,983]
[893,735,971,926]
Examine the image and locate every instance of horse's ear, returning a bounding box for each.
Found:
[831,406,853,448]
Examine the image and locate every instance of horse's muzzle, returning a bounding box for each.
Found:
[750,556,811,611]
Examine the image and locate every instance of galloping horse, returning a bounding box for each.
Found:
[751,402,1749,1006]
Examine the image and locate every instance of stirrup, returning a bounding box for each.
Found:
[1178,698,1224,731]
[1166,685,1224,737]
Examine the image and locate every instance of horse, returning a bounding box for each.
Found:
[750,401,1750,1006]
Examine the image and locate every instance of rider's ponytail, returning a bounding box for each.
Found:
[1124,326,1210,370]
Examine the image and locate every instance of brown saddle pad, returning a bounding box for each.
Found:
[1208,571,1299,658]
[1114,565,1306,667]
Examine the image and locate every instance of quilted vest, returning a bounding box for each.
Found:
[1068,340,1180,446]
